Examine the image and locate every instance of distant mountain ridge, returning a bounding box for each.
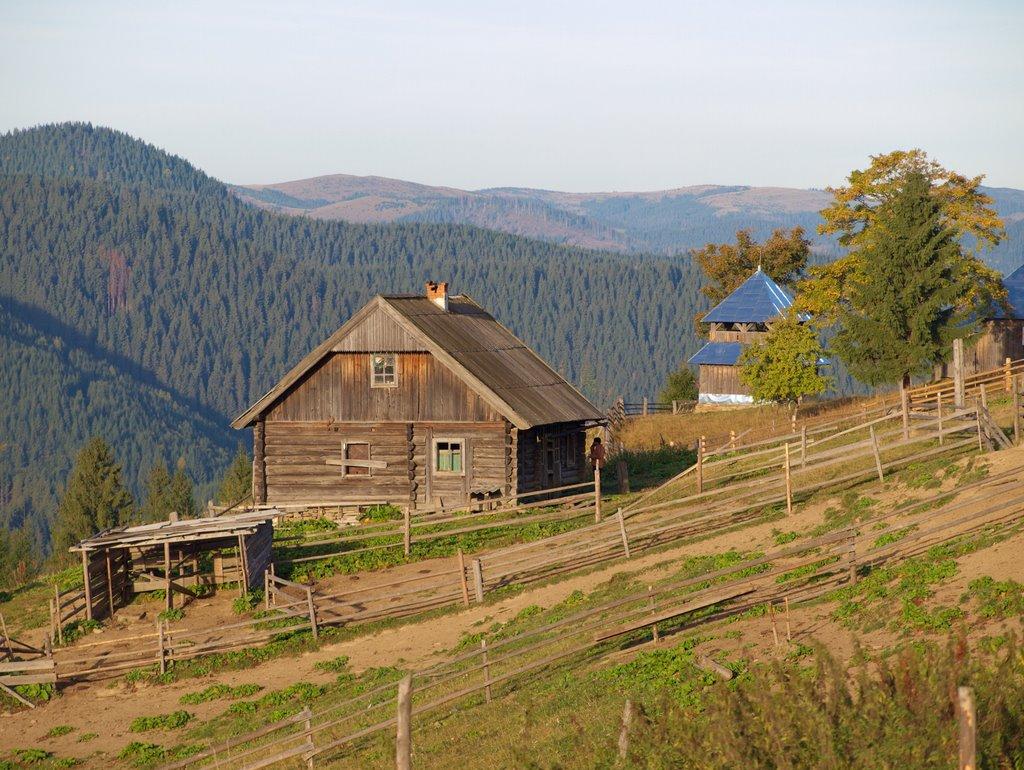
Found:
[235,175,1024,273]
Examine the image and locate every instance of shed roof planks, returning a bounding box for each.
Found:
[70,511,280,552]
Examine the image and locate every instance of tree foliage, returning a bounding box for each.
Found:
[800,150,1007,323]
[140,462,172,523]
[54,437,134,555]
[217,446,252,506]
[0,526,38,590]
[168,460,196,520]
[692,227,810,308]
[829,172,972,387]
[738,312,830,415]
[658,364,698,404]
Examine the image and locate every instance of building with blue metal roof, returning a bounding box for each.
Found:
[688,267,800,406]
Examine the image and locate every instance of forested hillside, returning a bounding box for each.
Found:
[0,123,707,551]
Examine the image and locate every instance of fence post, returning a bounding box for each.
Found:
[593,466,602,522]
[642,397,648,416]
[264,570,270,611]
[616,459,629,495]
[481,639,492,703]
[953,338,965,408]
[647,586,659,643]
[48,599,56,647]
[937,391,945,446]
[768,603,779,647]
[0,612,12,658]
[784,596,792,642]
[456,549,471,608]
[53,584,63,645]
[157,619,166,675]
[696,436,705,495]
[729,430,736,451]
[869,426,884,482]
[672,399,678,415]
[618,699,633,759]
[472,559,485,603]
[783,443,793,515]
[848,530,858,586]
[617,508,631,558]
[900,385,910,441]
[403,507,411,558]
[976,402,984,451]
[800,426,807,467]
[957,686,976,770]
[396,673,413,770]
[302,707,315,769]
[980,385,988,416]
[1014,375,1021,446]
[1005,356,1012,392]
[306,586,318,641]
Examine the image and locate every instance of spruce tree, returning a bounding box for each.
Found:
[167,459,196,519]
[217,446,252,505]
[140,462,172,523]
[54,437,134,555]
[831,172,968,388]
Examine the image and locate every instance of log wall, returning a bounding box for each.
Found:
[698,364,749,397]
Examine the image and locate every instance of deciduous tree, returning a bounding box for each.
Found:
[658,364,698,404]
[692,227,810,308]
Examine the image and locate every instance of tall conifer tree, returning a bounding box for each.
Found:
[140,462,173,523]
[217,446,252,506]
[54,437,134,555]
[832,172,968,388]
[168,459,196,519]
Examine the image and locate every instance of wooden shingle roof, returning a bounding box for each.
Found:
[231,293,605,430]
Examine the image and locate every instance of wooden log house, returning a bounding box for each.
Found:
[935,264,1024,378]
[232,282,606,511]
[688,267,804,406]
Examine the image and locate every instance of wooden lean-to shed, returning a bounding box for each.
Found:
[70,512,277,619]
[232,282,606,511]
[688,268,800,406]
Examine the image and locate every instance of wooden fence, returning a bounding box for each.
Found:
[36,402,994,687]
[161,466,1024,769]
[48,584,87,645]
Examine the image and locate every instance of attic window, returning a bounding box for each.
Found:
[371,354,397,387]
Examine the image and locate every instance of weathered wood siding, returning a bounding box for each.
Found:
[516,425,587,493]
[420,422,507,508]
[266,352,504,423]
[936,320,1024,378]
[698,364,749,396]
[708,329,768,344]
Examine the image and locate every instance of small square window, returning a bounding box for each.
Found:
[371,354,397,387]
[434,439,464,474]
[341,442,371,477]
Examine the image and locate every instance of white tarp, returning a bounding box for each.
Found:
[698,392,755,405]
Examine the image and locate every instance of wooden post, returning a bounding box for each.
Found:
[47,599,56,650]
[264,570,270,611]
[784,596,792,642]
[616,459,629,495]
[848,530,858,586]
[869,426,884,483]
[81,549,93,621]
[1005,356,1012,392]
[729,430,736,451]
[953,338,965,409]
[900,385,910,441]
[306,586,318,641]
[800,426,807,468]
[157,619,166,675]
[164,542,173,612]
[396,673,413,770]
[481,639,492,703]
[783,443,793,516]
[642,397,648,416]
[957,686,976,770]
[976,402,984,451]
[302,707,315,769]
[104,548,116,620]
[1014,375,1021,446]
[456,549,470,608]
[593,466,602,522]
[768,603,779,647]
[980,385,988,416]
[937,391,945,446]
[1,611,14,658]
[617,508,631,558]
[472,559,485,603]
[672,399,678,415]
[618,699,633,759]
[237,535,247,597]
[402,506,411,558]
[696,436,705,495]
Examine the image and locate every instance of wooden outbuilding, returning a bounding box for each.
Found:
[935,264,1024,378]
[231,282,606,511]
[70,512,277,619]
[688,268,801,406]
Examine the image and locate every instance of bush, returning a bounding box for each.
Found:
[129,710,194,732]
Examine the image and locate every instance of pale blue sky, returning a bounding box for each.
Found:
[1,1,1022,190]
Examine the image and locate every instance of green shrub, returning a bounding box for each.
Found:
[76,733,98,743]
[179,683,263,705]
[361,504,404,523]
[158,608,184,622]
[45,725,74,738]
[231,591,263,615]
[12,749,52,765]
[314,655,351,674]
[966,576,1024,619]
[129,710,194,732]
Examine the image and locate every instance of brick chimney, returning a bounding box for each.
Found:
[425,281,449,311]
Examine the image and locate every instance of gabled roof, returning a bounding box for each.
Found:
[688,341,744,366]
[231,294,605,430]
[702,268,796,324]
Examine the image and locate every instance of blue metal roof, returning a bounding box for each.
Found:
[688,341,744,366]
[992,265,1024,319]
[703,268,796,324]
